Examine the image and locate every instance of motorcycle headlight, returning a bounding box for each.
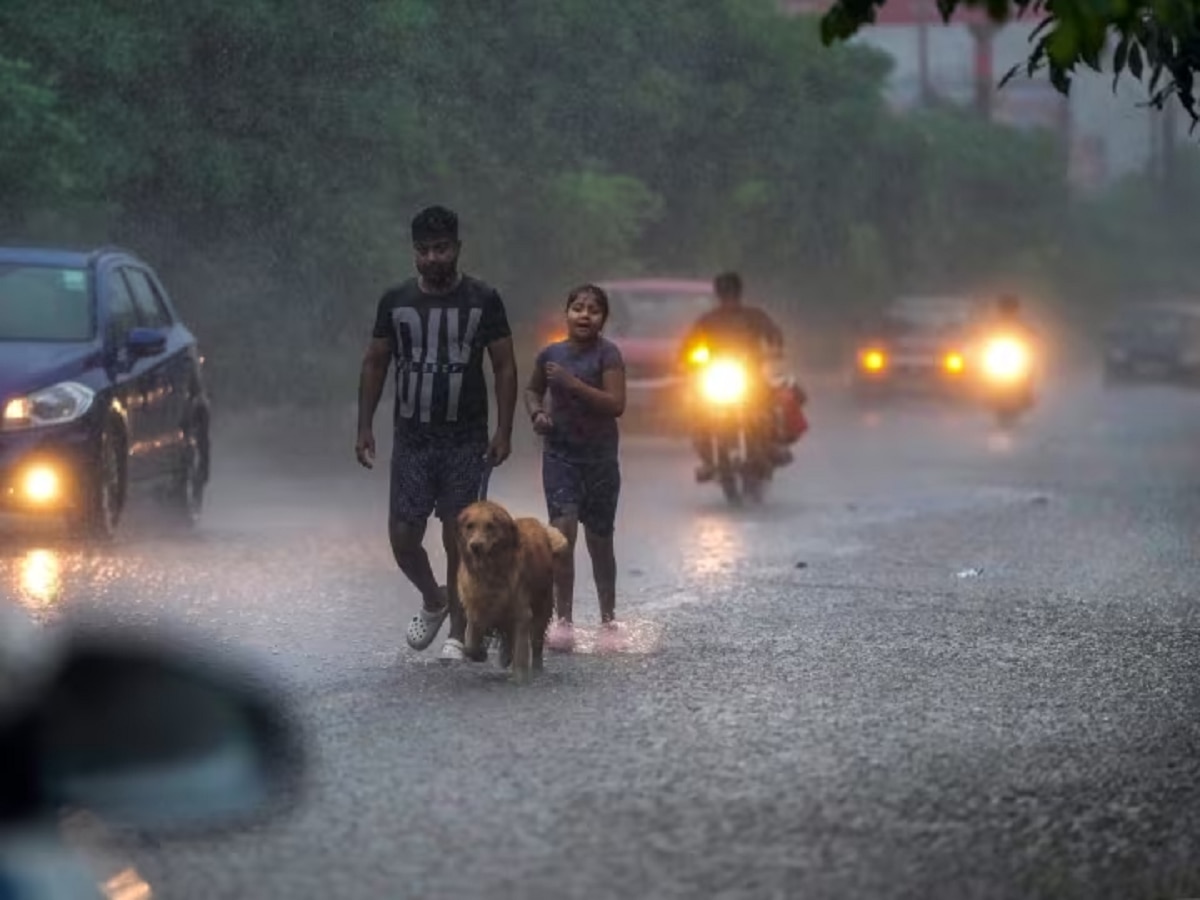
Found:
[688,344,711,366]
[2,382,95,432]
[700,360,748,405]
[982,338,1030,381]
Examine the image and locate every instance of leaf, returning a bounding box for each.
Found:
[999,61,1023,88]
[1029,16,1055,41]
[1112,33,1130,81]
[1049,64,1073,94]
[1129,41,1145,78]
[1149,57,1164,93]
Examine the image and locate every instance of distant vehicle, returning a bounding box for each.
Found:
[1102,301,1200,386]
[0,246,212,539]
[850,295,983,402]
[538,278,716,430]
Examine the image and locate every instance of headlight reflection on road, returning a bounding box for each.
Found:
[686,514,745,579]
[986,431,1016,455]
[18,548,63,608]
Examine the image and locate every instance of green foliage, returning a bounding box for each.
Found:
[543,170,665,283]
[820,0,1200,122]
[0,55,82,217]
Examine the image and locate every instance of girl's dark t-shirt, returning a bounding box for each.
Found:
[535,337,625,461]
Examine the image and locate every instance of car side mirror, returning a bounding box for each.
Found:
[0,627,303,833]
[126,327,166,359]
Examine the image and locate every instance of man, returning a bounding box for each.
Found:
[681,271,789,482]
[976,293,1040,356]
[356,205,518,662]
[990,294,1034,334]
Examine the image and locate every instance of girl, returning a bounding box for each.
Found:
[524,284,626,653]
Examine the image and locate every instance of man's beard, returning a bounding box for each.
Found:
[418,260,457,288]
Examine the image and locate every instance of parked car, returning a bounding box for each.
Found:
[537,278,716,430]
[1102,301,1200,386]
[0,245,211,539]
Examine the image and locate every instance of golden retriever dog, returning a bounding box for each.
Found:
[456,500,569,683]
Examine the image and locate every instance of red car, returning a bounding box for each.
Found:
[536,278,716,431]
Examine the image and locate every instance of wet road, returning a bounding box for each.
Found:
[5,375,1200,899]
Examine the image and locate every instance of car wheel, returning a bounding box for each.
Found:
[76,420,126,541]
[165,415,209,526]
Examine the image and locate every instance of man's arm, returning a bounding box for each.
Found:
[357,337,392,434]
[477,287,518,452]
[752,307,785,349]
[359,290,395,435]
[487,336,518,439]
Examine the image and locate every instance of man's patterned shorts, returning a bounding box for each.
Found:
[389,429,488,526]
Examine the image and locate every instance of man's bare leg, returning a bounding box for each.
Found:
[389,519,443,610]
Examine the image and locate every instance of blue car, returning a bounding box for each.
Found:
[0,246,211,539]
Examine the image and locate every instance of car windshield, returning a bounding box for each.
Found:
[609,289,714,338]
[881,298,975,334]
[0,263,93,341]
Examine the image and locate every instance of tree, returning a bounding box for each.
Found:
[0,56,83,230]
[819,0,1200,122]
[0,0,1084,405]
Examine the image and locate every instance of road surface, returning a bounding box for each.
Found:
[4,375,1200,899]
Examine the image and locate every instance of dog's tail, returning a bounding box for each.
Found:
[545,525,570,557]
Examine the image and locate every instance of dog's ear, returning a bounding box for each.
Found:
[496,512,519,551]
[456,506,476,540]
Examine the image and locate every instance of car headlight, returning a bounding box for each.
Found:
[982,338,1030,381]
[20,464,62,504]
[2,382,95,431]
[860,349,886,372]
[700,359,748,405]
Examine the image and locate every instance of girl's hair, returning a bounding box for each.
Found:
[565,283,609,324]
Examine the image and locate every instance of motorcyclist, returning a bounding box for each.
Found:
[990,294,1033,334]
[681,271,793,483]
[979,294,1039,359]
[975,293,1041,402]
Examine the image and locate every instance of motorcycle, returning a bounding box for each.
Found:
[684,343,804,506]
[976,331,1037,427]
[0,606,303,899]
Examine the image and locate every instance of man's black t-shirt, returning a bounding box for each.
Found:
[372,275,511,439]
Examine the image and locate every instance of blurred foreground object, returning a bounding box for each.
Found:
[0,618,304,899]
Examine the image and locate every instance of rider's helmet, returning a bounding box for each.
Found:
[713,271,743,305]
[997,293,1021,316]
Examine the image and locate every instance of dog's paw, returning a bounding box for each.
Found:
[463,644,488,663]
